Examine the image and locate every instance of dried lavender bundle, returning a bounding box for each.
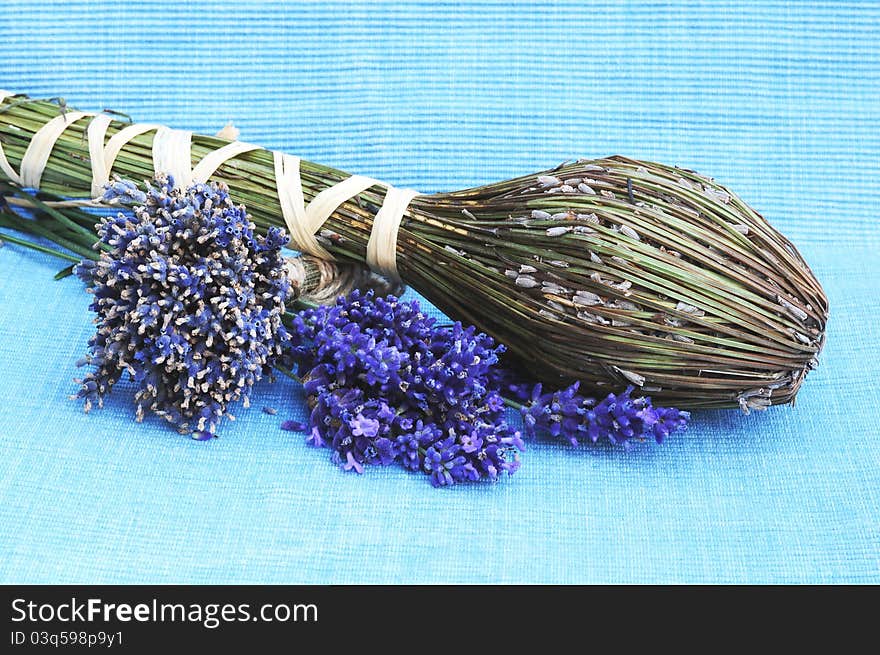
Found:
[0,93,828,408]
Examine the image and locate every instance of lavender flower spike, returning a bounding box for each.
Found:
[520,382,690,448]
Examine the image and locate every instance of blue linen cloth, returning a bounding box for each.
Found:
[0,1,877,583]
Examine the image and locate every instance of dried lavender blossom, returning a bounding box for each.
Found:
[73,176,292,435]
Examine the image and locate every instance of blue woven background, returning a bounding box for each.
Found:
[1,1,877,583]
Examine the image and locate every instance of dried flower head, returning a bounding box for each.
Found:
[73,176,292,434]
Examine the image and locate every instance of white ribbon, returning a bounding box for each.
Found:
[191,140,259,183]
[86,113,114,197]
[367,186,420,279]
[275,152,329,258]
[152,126,194,189]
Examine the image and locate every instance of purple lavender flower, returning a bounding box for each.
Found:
[650,406,691,444]
[286,291,522,486]
[349,413,380,438]
[72,176,292,435]
[341,451,364,474]
[306,426,326,447]
[520,382,690,448]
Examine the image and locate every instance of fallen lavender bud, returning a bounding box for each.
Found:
[280,419,308,432]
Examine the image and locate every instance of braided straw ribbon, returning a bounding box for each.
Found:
[0,90,418,279]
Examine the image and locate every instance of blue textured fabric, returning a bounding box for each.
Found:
[0,1,877,583]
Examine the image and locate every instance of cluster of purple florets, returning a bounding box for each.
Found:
[285,291,524,486]
[73,176,292,435]
[284,291,691,485]
[521,382,690,447]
